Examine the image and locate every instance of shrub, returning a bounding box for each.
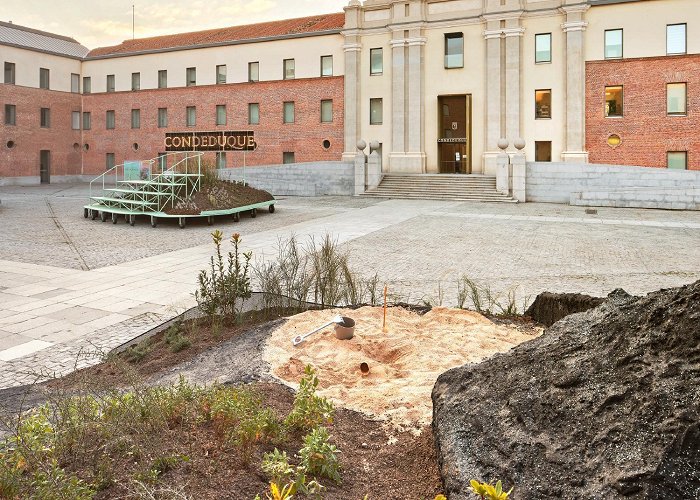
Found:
[298,426,341,484]
[284,365,334,434]
[261,449,295,487]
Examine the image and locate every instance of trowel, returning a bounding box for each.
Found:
[292,315,345,346]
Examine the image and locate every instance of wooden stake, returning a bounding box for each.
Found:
[382,285,388,332]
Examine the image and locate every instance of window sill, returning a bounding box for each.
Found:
[535,61,552,65]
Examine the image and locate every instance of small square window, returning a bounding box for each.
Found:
[249,103,260,125]
[321,100,333,123]
[72,111,80,130]
[186,106,196,127]
[71,73,80,93]
[283,102,295,123]
[106,110,115,129]
[321,55,333,77]
[370,48,383,75]
[216,65,227,84]
[283,59,295,80]
[605,86,623,117]
[83,76,91,94]
[158,70,167,89]
[667,151,687,170]
[283,152,295,164]
[131,109,140,129]
[667,83,687,115]
[131,72,140,91]
[39,68,50,89]
[4,62,15,84]
[445,33,464,69]
[40,108,50,128]
[667,24,686,55]
[106,74,115,92]
[82,112,91,130]
[158,108,168,128]
[216,105,226,126]
[186,67,196,86]
[535,89,551,119]
[535,141,552,162]
[535,33,551,63]
[604,29,623,59]
[5,104,16,125]
[106,153,115,170]
[370,98,383,125]
[216,151,227,169]
[248,62,259,82]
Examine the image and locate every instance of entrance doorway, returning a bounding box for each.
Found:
[438,95,471,173]
[40,150,51,184]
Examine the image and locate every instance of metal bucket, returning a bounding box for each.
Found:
[334,316,355,340]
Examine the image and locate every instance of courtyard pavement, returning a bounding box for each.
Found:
[0,183,699,389]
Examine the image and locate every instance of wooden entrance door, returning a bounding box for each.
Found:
[438,95,471,173]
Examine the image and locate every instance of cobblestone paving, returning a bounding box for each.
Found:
[0,183,698,389]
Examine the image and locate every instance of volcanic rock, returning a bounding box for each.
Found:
[432,281,700,499]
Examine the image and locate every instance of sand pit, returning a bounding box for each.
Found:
[263,306,541,431]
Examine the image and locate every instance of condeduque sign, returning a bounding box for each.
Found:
[165,131,257,152]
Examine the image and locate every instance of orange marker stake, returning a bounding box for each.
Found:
[382,285,388,333]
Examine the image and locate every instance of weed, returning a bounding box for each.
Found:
[469,479,513,500]
[125,338,152,363]
[285,365,334,434]
[298,426,341,484]
[164,322,192,353]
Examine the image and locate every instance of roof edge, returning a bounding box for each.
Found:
[0,41,86,60]
[0,20,83,44]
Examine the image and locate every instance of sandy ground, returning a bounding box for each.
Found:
[263,306,541,431]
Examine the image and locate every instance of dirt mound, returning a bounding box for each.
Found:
[432,281,700,499]
[166,180,273,215]
[524,291,604,326]
[263,306,541,432]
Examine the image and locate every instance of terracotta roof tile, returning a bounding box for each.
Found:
[87,13,345,58]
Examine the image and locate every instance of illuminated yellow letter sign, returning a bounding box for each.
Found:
[165,131,257,152]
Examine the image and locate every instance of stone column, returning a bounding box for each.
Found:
[504,22,525,147]
[561,6,589,163]
[483,21,502,175]
[342,1,362,163]
[390,33,406,156]
[406,32,427,171]
[354,140,367,195]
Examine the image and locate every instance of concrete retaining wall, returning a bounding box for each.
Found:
[217,161,355,197]
[527,162,700,209]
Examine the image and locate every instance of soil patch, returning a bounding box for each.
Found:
[264,306,542,431]
[524,290,604,326]
[165,180,273,215]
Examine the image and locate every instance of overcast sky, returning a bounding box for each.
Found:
[4,0,349,49]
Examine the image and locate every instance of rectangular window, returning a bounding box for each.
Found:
[321,99,333,123]
[39,68,50,89]
[71,111,80,130]
[370,48,383,75]
[216,151,226,169]
[535,89,552,119]
[158,108,168,128]
[321,55,333,77]
[370,98,383,125]
[283,152,295,164]
[4,104,16,125]
[82,112,91,130]
[248,103,260,125]
[106,110,115,129]
[667,24,686,55]
[83,76,91,94]
[216,104,226,125]
[40,108,50,128]
[605,86,623,117]
[71,73,80,93]
[216,64,227,84]
[283,59,295,80]
[186,67,196,86]
[535,141,552,162]
[667,83,687,115]
[445,33,464,69]
[186,106,196,126]
[667,151,687,170]
[604,29,623,59]
[283,101,295,123]
[535,33,552,63]
[131,72,140,91]
[248,62,259,82]
[106,153,115,170]
[158,70,167,89]
[106,74,115,92]
[4,62,15,84]
[131,109,140,129]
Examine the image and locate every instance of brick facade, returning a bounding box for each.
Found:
[585,54,700,170]
[1,84,82,179]
[81,76,344,175]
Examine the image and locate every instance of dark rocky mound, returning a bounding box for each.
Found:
[525,291,604,327]
[432,281,700,499]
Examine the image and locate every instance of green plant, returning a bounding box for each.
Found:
[164,322,192,352]
[469,479,513,500]
[284,365,334,433]
[195,231,252,321]
[298,426,341,484]
[125,338,152,363]
[262,449,295,486]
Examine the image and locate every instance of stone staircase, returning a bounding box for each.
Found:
[363,174,517,202]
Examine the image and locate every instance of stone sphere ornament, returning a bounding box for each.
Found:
[369,140,380,152]
[356,139,367,151]
[497,138,509,150]
[514,138,526,150]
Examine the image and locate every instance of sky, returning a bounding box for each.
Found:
[4,0,350,49]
